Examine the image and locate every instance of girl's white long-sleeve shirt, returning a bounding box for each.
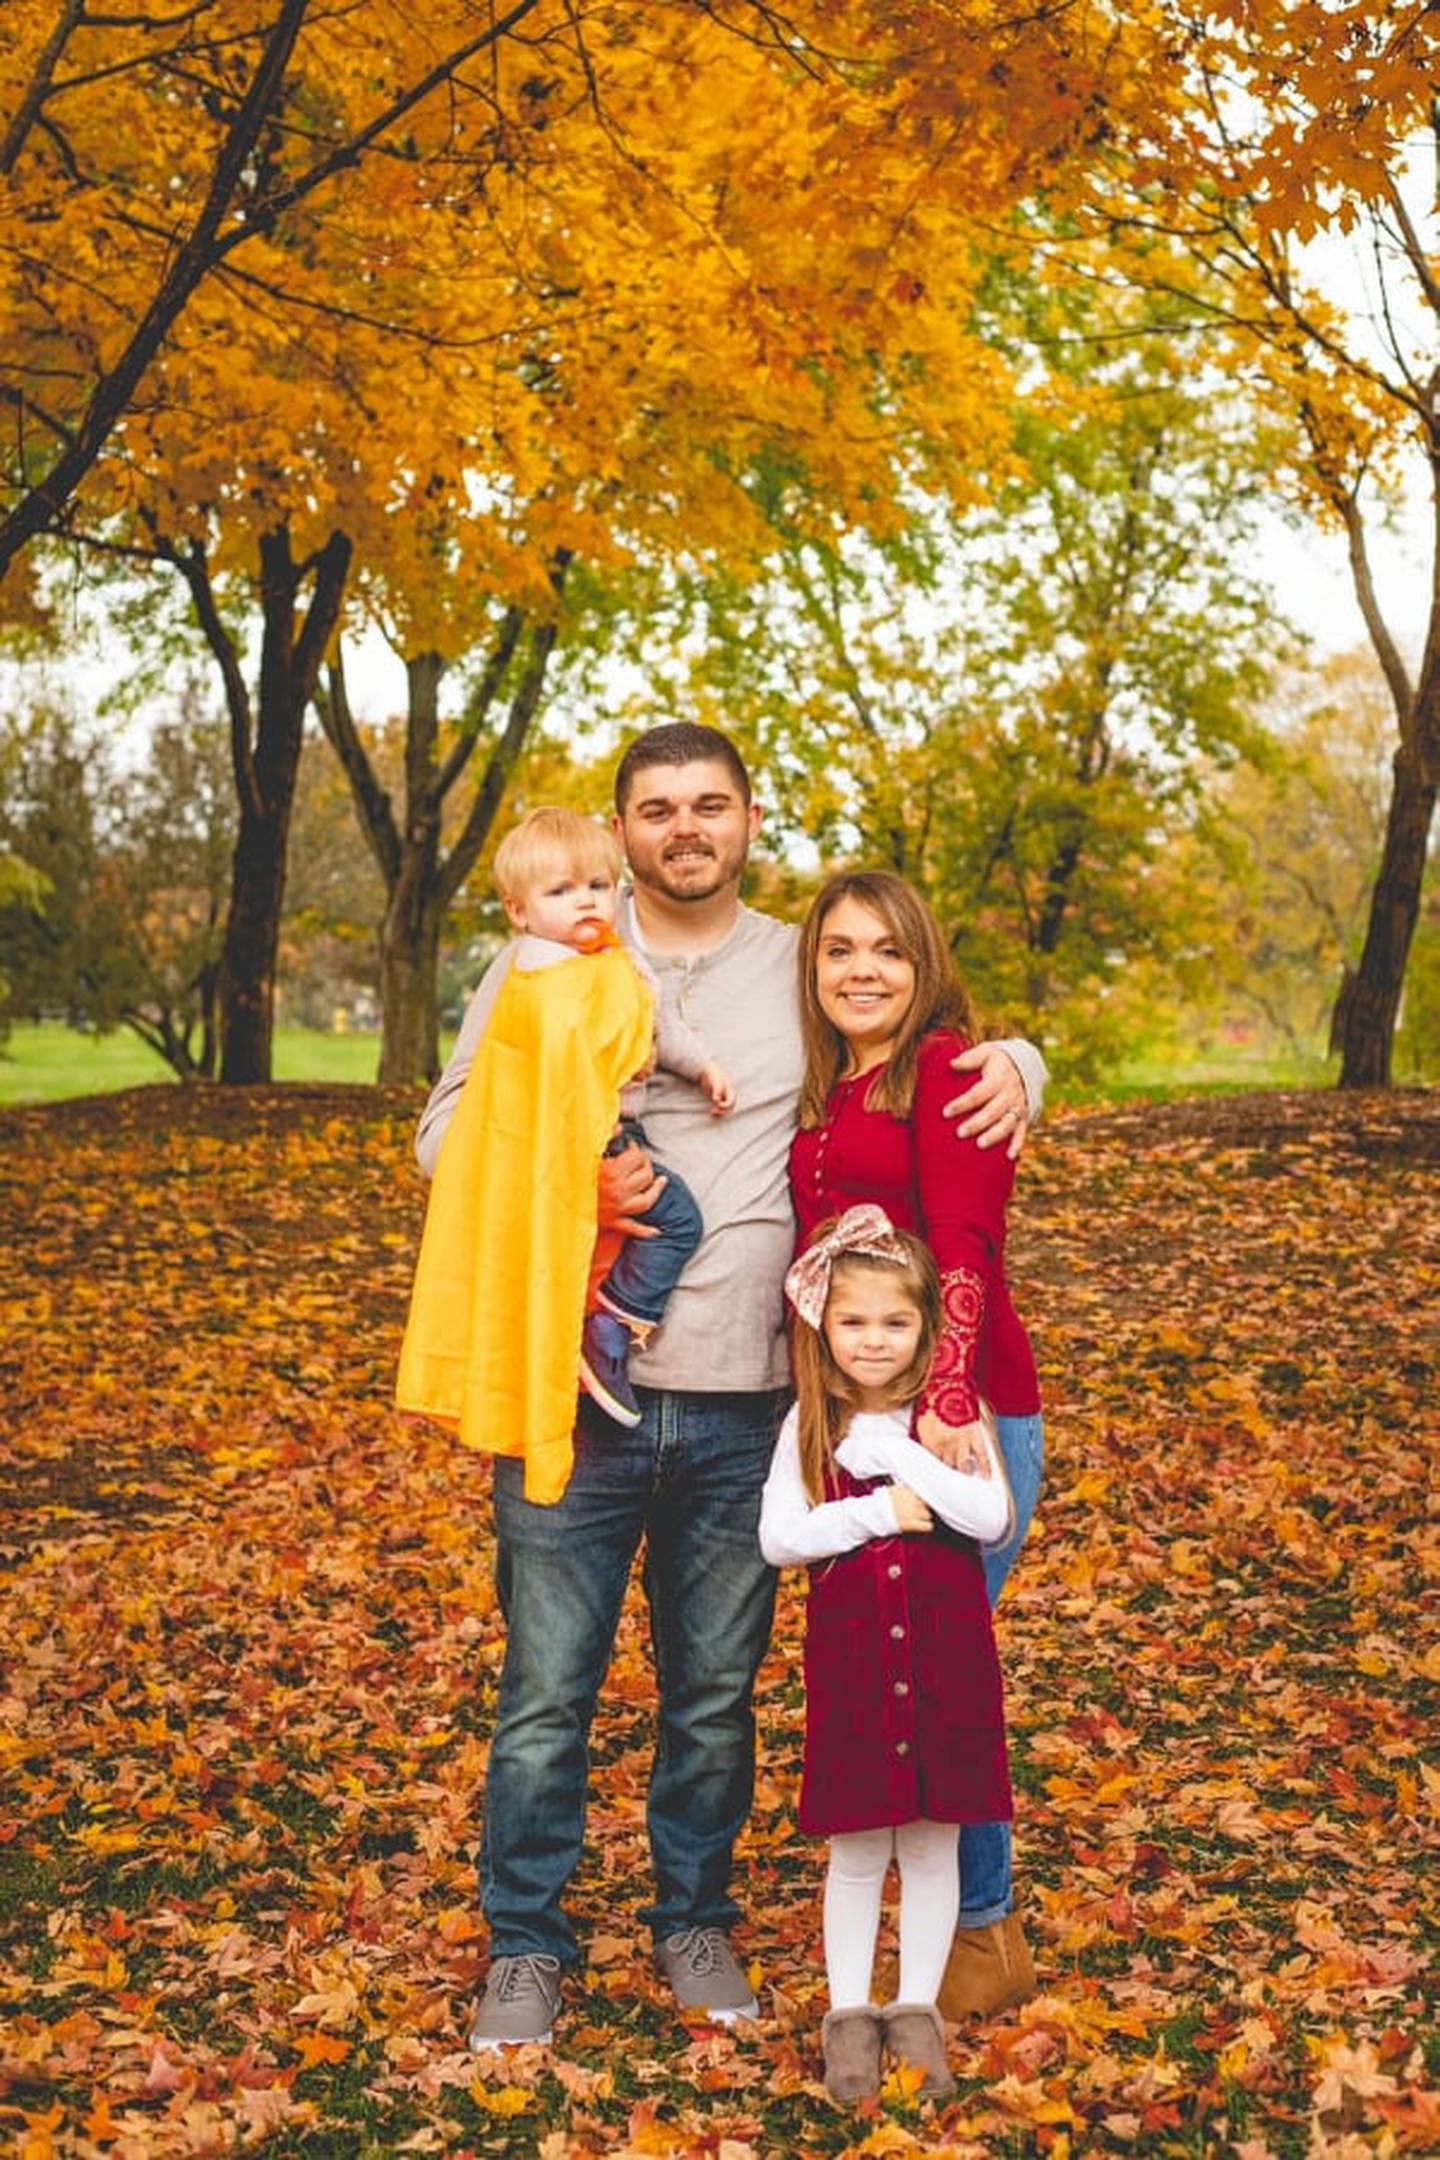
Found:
[758,1405,1012,1568]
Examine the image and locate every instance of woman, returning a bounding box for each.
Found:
[790,868,1044,2019]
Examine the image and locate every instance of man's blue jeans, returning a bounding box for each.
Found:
[959,1410,1045,1927]
[480,1386,786,1965]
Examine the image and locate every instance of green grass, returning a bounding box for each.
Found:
[2,1017,1345,1109]
[0,1021,399,1103]
[1098,1041,1336,1102]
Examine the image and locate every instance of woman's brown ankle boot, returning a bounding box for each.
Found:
[937,1912,1037,2019]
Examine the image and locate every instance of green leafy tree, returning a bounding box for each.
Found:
[1199,649,1429,1072]
[1395,882,1440,1080]
[1064,4,1440,1081]
[278,720,388,1035]
[0,702,120,1030]
[0,718,51,1042]
[0,694,233,1077]
[629,331,1282,1073]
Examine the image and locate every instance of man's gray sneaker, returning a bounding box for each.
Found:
[468,1953,562,2048]
[656,1926,758,2021]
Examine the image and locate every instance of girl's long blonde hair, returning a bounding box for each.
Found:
[798,870,976,1128]
[791,1229,941,1504]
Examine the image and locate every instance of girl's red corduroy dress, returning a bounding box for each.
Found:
[798,1450,1014,1838]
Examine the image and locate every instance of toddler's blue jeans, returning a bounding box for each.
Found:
[599,1117,703,1327]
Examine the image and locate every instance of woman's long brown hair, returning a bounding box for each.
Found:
[797,870,976,1128]
[792,1237,941,1504]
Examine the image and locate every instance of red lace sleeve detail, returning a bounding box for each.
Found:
[921,1264,987,1428]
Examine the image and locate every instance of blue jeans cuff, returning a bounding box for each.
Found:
[958,1898,1012,1929]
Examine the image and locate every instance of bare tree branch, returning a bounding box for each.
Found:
[430,604,529,807]
[313,644,403,888]
[437,549,572,909]
[0,0,86,177]
[0,0,552,582]
[160,534,261,824]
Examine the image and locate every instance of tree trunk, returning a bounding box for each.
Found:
[1337,723,1438,1085]
[1328,433,1439,1088]
[1035,830,1084,955]
[376,652,445,1082]
[198,955,220,1079]
[217,525,352,1083]
[378,899,444,1083]
[219,790,293,1083]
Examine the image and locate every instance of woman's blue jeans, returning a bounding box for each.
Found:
[480,1386,786,1965]
[959,1410,1045,1926]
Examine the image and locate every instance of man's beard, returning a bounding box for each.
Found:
[642,841,743,902]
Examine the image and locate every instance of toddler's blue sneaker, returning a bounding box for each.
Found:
[579,1311,641,1427]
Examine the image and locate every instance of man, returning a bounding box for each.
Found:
[415,723,1042,2048]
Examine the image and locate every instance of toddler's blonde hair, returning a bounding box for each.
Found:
[493,807,622,902]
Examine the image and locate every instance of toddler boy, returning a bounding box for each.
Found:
[490,807,733,1424]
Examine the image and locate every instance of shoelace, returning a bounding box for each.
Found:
[670,1926,727,1975]
[494,1954,556,2001]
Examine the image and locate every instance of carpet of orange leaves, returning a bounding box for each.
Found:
[1,1083,1435,2158]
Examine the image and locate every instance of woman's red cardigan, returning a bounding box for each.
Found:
[788,1029,1040,1422]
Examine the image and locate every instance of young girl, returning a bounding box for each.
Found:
[793,869,1044,2022]
[759,1205,1014,2105]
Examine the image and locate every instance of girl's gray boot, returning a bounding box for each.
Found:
[882,2000,955,2099]
[820,2004,884,2102]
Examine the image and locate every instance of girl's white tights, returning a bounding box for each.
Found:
[823,1818,960,2009]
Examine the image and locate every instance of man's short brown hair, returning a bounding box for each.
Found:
[613,723,752,813]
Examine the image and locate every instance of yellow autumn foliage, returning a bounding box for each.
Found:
[0,2,1140,626]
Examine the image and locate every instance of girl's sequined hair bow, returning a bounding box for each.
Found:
[783,1203,912,1330]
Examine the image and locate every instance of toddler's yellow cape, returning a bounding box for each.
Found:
[395,946,653,1503]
